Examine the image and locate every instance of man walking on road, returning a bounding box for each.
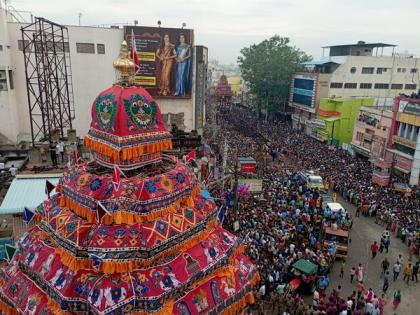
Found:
[371,241,379,259]
[412,261,419,283]
[393,261,402,281]
[403,263,413,284]
[381,258,390,277]
[356,281,365,300]
[383,271,390,293]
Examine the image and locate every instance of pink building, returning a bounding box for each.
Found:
[352,106,393,159]
[384,96,420,185]
[351,106,394,185]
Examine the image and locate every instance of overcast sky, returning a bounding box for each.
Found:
[9,0,420,64]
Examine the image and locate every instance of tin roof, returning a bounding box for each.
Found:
[0,175,60,214]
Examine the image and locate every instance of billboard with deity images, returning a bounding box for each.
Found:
[124,26,194,98]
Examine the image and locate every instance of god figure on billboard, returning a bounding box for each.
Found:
[156,34,176,96]
[175,33,192,96]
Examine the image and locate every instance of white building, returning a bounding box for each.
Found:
[0,6,206,144]
[290,41,420,130]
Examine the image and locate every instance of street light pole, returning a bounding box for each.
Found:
[233,149,239,212]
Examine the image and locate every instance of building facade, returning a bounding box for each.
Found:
[351,105,393,160]
[308,98,374,147]
[0,7,207,144]
[385,96,420,185]
[290,42,420,134]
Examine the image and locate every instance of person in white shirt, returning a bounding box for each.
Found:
[9,164,17,177]
[258,284,266,297]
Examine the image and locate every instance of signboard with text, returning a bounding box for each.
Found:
[289,73,317,112]
[125,26,194,98]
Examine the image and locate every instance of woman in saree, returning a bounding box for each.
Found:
[156,34,176,96]
[175,33,192,96]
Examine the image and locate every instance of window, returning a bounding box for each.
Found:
[405,84,417,90]
[8,70,13,90]
[356,132,363,142]
[362,67,374,74]
[330,82,343,88]
[391,84,403,89]
[0,70,7,91]
[360,83,372,89]
[376,67,387,74]
[344,83,357,89]
[0,45,3,51]
[97,44,105,54]
[350,67,357,74]
[397,68,406,73]
[17,39,30,51]
[374,83,389,89]
[411,68,418,73]
[76,43,95,54]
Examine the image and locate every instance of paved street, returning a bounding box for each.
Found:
[319,194,418,315]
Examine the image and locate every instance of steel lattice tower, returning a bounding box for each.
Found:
[21,17,75,145]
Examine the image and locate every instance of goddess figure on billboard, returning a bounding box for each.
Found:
[175,33,192,96]
[156,34,176,96]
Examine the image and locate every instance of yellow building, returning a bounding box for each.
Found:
[227,76,244,95]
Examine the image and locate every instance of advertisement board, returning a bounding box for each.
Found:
[289,73,317,111]
[125,26,194,98]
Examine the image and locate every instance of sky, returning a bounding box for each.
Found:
[7,0,420,64]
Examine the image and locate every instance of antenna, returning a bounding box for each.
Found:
[78,12,82,26]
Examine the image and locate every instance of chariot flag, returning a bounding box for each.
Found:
[130,29,140,73]
[184,149,196,164]
[5,244,17,262]
[112,164,124,191]
[23,207,35,225]
[97,201,111,223]
[45,180,55,198]
[217,206,226,224]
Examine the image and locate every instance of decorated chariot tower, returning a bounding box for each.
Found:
[0,41,259,315]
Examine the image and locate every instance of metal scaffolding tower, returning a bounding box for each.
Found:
[21,17,75,145]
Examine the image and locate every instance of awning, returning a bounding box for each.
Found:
[292,259,318,275]
[302,60,340,66]
[0,174,60,214]
[351,144,370,157]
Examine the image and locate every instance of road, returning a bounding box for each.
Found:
[320,194,418,315]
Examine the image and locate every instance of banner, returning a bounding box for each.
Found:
[125,26,194,98]
[238,179,263,193]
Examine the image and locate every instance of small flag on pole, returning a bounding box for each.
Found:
[217,206,226,224]
[183,149,196,164]
[112,164,124,191]
[5,244,17,262]
[96,201,111,223]
[45,180,55,198]
[130,29,140,73]
[23,207,35,225]
[88,252,106,271]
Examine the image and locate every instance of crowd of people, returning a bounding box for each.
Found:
[202,104,419,314]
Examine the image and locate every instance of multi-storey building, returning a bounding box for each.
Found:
[290,41,420,137]
[0,6,207,144]
[351,105,394,160]
[385,96,420,185]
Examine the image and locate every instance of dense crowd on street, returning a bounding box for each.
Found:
[203,104,419,314]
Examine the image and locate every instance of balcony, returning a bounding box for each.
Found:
[393,135,416,149]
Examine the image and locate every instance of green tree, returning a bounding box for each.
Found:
[238,35,311,118]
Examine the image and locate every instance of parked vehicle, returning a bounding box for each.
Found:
[323,227,350,259]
